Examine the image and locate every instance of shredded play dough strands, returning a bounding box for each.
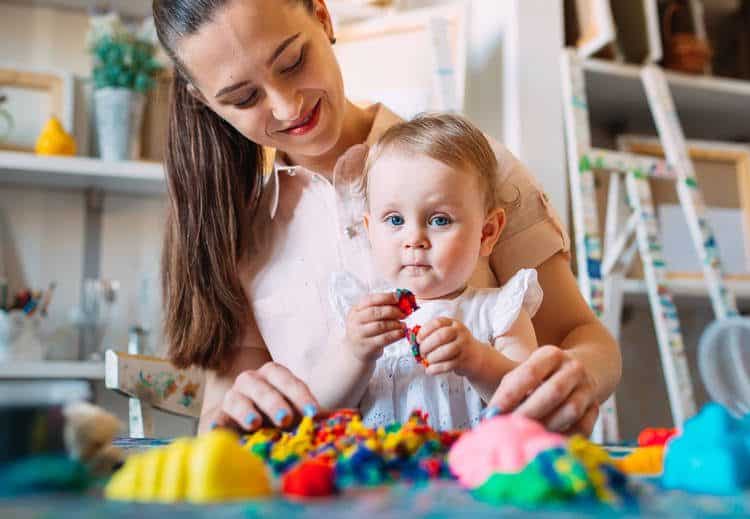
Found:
[698,317,750,417]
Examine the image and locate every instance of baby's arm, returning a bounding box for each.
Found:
[315,292,406,409]
[418,309,537,403]
[492,308,538,362]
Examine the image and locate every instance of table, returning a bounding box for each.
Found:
[2,439,750,518]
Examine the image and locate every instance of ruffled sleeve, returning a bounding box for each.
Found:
[488,268,543,339]
[328,271,369,329]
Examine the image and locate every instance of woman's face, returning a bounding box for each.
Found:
[177,0,346,157]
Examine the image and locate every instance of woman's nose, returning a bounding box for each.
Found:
[268,86,303,122]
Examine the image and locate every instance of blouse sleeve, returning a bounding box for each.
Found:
[486,137,571,284]
[328,271,369,329]
[488,269,543,339]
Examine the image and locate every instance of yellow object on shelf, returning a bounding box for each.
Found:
[615,446,664,476]
[35,116,76,156]
[105,430,272,503]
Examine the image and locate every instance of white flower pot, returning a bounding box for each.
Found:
[94,87,145,161]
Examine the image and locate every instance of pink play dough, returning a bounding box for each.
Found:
[447,414,566,488]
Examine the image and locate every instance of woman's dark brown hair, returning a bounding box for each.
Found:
[153,0,313,371]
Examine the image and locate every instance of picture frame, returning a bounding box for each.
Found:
[333,2,467,118]
[0,66,74,153]
[618,134,750,281]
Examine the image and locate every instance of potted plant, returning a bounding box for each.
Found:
[88,13,162,161]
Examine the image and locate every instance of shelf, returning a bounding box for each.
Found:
[0,151,165,195]
[622,278,750,300]
[583,58,750,142]
[0,361,105,380]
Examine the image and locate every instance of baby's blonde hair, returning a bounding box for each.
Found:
[364,113,499,210]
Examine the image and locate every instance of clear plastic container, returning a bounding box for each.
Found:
[698,316,750,417]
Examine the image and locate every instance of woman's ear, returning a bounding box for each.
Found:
[313,0,335,43]
[479,208,506,257]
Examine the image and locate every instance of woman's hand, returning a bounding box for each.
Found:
[345,293,406,362]
[417,317,483,377]
[211,362,320,432]
[487,345,599,435]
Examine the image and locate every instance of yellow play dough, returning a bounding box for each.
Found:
[105,430,271,503]
[34,117,76,156]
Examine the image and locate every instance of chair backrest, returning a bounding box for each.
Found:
[105,350,205,437]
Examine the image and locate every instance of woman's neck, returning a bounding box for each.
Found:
[284,100,374,178]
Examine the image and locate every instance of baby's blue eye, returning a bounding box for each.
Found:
[386,214,404,226]
[429,215,451,227]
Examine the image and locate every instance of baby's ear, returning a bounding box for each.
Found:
[479,208,505,257]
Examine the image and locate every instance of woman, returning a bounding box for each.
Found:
[153,0,620,435]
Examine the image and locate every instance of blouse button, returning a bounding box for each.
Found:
[345,225,357,238]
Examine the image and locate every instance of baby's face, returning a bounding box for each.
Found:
[365,148,490,300]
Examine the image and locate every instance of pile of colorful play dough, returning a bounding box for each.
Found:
[105,409,635,505]
[447,414,632,506]
[245,409,459,497]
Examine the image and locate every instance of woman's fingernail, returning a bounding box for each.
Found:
[482,406,502,420]
[244,412,259,427]
[303,404,318,417]
[275,408,290,426]
[209,420,218,430]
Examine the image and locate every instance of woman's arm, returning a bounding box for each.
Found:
[488,253,621,435]
[533,253,621,402]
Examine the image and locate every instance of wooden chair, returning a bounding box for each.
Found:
[104,349,205,438]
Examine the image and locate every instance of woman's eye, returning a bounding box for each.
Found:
[429,215,451,227]
[281,47,305,74]
[234,90,259,108]
[386,214,404,226]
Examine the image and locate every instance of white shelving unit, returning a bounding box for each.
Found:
[0,151,165,195]
[0,361,104,380]
[583,58,750,142]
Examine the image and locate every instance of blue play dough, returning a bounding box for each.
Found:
[662,403,750,495]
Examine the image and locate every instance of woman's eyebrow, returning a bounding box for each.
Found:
[214,32,302,98]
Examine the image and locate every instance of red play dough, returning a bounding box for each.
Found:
[281,460,336,497]
[637,427,677,447]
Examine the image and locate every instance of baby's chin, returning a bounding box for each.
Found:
[394,279,462,301]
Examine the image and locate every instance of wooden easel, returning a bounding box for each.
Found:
[561,50,739,442]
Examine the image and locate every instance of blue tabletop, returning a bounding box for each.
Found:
[2,439,750,518]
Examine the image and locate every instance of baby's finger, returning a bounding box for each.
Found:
[221,388,263,432]
[424,342,459,365]
[354,292,399,311]
[416,317,453,341]
[233,370,294,428]
[358,305,405,325]
[418,325,458,354]
[563,405,599,436]
[360,319,406,339]
[425,360,458,376]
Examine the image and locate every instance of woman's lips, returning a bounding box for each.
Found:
[281,100,321,136]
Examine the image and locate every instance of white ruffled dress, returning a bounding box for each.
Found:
[330,268,543,431]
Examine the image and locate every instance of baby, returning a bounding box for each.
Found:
[334,113,541,430]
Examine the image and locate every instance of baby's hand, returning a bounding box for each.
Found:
[345,293,406,362]
[417,317,483,377]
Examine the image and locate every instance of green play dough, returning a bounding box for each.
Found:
[472,449,595,506]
